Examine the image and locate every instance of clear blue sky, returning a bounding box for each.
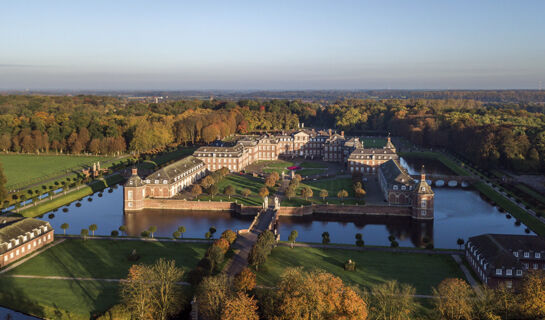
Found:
[1,0,544,90]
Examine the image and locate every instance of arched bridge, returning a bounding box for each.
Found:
[411,175,476,188]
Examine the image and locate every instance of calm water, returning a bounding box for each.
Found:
[38,158,533,248]
[0,306,41,320]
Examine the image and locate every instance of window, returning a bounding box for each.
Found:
[514,251,519,257]
[393,185,398,190]
[15,240,19,245]
[524,263,529,269]
[536,252,541,259]
[506,281,513,289]
[3,256,7,262]
[421,210,426,216]
[516,269,523,276]
[421,199,427,208]
[23,236,27,242]
[534,263,539,270]
[524,252,530,258]
[7,243,11,249]
[127,190,133,200]
[496,269,502,275]
[43,226,47,232]
[506,269,512,276]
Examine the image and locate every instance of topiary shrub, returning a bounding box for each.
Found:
[76,202,82,207]
[48,213,55,219]
[62,207,69,213]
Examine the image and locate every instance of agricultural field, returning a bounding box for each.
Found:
[0,154,115,189]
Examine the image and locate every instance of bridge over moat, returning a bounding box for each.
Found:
[411,174,476,188]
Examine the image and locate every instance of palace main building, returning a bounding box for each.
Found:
[125,129,434,218]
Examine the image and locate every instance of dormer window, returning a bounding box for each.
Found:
[524,252,530,258]
[496,269,502,275]
[514,252,519,257]
[421,187,425,192]
[7,243,11,249]
[393,185,398,190]
[536,253,541,259]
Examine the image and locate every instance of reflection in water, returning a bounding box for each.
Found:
[400,157,454,175]
[278,214,434,247]
[123,210,252,237]
[39,156,533,248]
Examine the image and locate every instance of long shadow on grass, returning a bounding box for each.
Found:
[0,276,45,318]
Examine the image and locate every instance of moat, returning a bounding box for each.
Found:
[39,158,533,249]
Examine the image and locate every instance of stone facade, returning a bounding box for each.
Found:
[0,218,54,268]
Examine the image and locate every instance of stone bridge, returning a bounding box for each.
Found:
[411,174,477,188]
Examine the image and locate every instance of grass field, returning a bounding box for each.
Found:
[195,173,266,206]
[1,239,205,319]
[0,154,115,188]
[5,239,208,279]
[256,246,464,295]
[296,168,327,176]
[280,177,360,206]
[299,161,328,168]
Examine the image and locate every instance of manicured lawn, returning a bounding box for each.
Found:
[0,277,120,320]
[215,174,265,196]
[299,161,328,169]
[0,154,115,188]
[197,194,263,206]
[256,246,464,295]
[304,177,355,197]
[6,239,208,279]
[263,160,295,168]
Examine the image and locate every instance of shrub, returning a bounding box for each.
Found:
[221,229,237,244]
[344,259,356,271]
[127,249,140,261]
[213,238,230,254]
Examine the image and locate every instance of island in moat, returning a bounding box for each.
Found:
[123,131,435,224]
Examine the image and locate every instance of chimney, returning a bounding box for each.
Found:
[132,167,138,176]
[301,123,304,128]
[341,131,344,137]
[328,129,332,136]
[420,165,426,182]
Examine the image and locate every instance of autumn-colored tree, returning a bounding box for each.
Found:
[191,184,202,197]
[220,229,237,244]
[213,238,230,254]
[518,270,545,319]
[285,186,296,200]
[355,188,366,198]
[208,184,219,199]
[269,171,280,182]
[122,264,155,320]
[241,188,251,198]
[319,189,328,201]
[259,186,269,199]
[233,267,257,292]
[367,280,416,320]
[207,244,225,271]
[221,292,259,320]
[201,175,215,189]
[301,186,313,200]
[265,175,276,188]
[433,278,474,320]
[197,274,232,320]
[149,259,185,320]
[202,124,221,143]
[224,185,235,199]
[274,268,368,320]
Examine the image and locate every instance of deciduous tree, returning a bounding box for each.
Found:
[221,292,259,320]
[433,278,473,320]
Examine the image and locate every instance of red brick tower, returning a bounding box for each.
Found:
[412,166,434,219]
[124,168,145,212]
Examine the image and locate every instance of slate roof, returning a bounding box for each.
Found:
[343,137,362,149]
[379,159,414,188]
[126,168,144,187]
[195,145,245,156]
[0,218,51,254]
[348,147,398,159]
[468,234,545,274]
[146,156,204,184]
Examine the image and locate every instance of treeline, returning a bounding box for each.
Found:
[326,99,545,172]
[3,94,545,172]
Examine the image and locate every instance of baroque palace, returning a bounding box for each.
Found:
[124,129,434,218]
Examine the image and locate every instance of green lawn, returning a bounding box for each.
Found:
[6,239,208,279]
[0,277,120,320]
[0,154,115,188]
[304,177,355,197]
[263,160,295,168]
[256,247,464,295]
[216,174,266,196]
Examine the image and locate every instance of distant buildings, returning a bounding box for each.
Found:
[466,234,545,288]
[0,217,54,268]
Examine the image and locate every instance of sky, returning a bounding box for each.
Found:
[1,0,544,90]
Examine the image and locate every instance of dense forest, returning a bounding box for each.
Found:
[1,94,545,173]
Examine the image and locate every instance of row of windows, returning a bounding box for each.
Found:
[513,251,542,259]
[3,234,51,263]
[5,227,48,250]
